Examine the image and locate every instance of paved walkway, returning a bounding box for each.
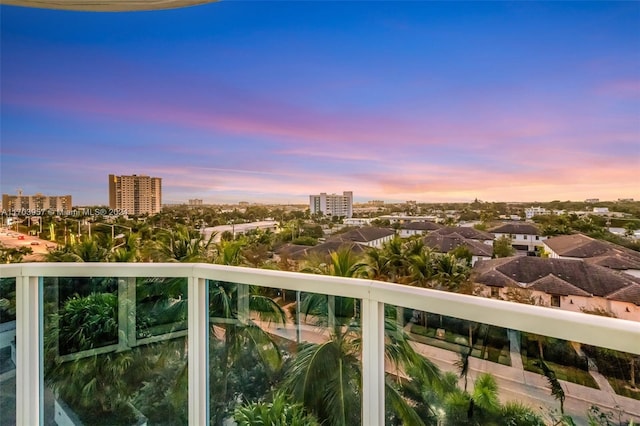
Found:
[571,341,617,395]
[507,329,524,370]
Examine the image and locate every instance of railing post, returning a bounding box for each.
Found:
[188,276,209,425]
[328,295,336,330]
[16,274,42,426]
[361,296,384,426]
[237,283,249,323]
[117,277,136,349]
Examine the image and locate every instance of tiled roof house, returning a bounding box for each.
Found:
[543,234,640,278]
[472,256,640,321]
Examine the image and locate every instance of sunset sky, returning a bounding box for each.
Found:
[1,1,638,205]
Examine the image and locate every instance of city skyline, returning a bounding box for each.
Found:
[1,2,639,205]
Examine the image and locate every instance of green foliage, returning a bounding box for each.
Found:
[148,224,214,262]
[136,277,188,338]
[234,392,321,426]
[301,224,324,239]
[471,373,500,413]
[501,402,546,426]
[292,236,317,246]
[493,235,515,258]
[450,245,473,266]
[208,281,287,424]
[57,292,118,353]
[0,243,33,263]
[434,253,471,291]
[0,277,16,323]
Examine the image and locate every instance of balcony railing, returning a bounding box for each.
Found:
[1,262,639,425]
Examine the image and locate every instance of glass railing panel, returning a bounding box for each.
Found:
[136,277,188,339]
[384,303,640,426]
[0,277,16,426]
[208,280,362,426]
[42,276,189,425]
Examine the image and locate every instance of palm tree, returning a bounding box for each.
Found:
[110,233,139,262]
[208,280,287,424]
[289,248,442,425]
[434,253,470,291]
[214,239,247,266]
[409,246,437,288]
[327,248,367,278]
[381,237,411,283]
[284,316,439,426]
[147,225,214,262]
[0,244,33,263]
[363,248,390,281]
[443,373,502,425]
[233,391,321,426]
[46,237,110,262]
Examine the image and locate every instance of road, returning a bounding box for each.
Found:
[0,228,56,261]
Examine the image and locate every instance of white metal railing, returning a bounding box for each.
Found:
[1,262,640,425]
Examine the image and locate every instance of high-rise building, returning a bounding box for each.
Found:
[109,174,162,215]
[309,191,353,218]
[2,190,72,212]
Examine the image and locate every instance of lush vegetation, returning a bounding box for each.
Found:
[5,201,640,424]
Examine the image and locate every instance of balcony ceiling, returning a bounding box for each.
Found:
[1,0,217,12]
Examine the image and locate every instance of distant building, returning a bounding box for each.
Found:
[585,198,600,203]
[367,200,385,206]
[377,215,439,224]
[489,222,546,252]
[309,191,353,218]
[2,191,72,212]
[524,206,548,219]
[592,207,609,214]
[108,174,162,215]
[343,218,373,227]
[188,199,203,206]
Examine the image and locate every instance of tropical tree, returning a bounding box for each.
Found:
[363,248,391,281]
[291,249,443,426]
[433,253,470,291]
[233,392,321,426]
[110,233,140,262]
[214,239,247,266]
[146,225,214,262]
[443,373,503,425]
[0,244,33,263]
[284,316,440,426]
[46,237,110,262]
[493,235,515,258]
[408,246,437,287]
[208,280,287,424]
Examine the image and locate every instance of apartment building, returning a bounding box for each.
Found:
[2,191,72,212]
[309,191,353,218]
[108,174,162,215]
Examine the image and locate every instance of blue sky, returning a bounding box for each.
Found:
[1,1,639,205]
